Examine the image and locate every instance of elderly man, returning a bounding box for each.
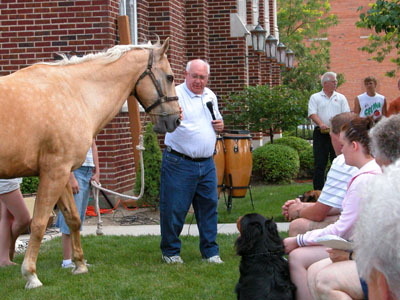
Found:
[159,59,224,264]
[308,72,350,190]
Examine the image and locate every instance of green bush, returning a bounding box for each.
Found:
[21,177,39,194]
[273,136,311,153]
[253,144,299,184]
[283,128,313,141]
[298,147,314,178]
[134,123,162,208]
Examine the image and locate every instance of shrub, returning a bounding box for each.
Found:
[253,144,299,184]
[21,177,39,194]
[273,136,311,154]
[283,128,313,141]
[134,123,162,208]
[298,147,314,178]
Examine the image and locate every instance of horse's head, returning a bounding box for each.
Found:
[133,38,181,134]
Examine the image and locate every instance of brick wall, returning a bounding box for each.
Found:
[329,0,398,108]
[1,0,280,195]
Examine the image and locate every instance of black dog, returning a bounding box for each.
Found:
[235,213,296,300]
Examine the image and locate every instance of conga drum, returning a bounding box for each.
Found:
[213,136,225,198]
[223,130,252,198]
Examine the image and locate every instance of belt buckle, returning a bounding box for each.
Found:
[166,146,172,153]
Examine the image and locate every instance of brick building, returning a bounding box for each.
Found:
[0,0,281,194]
[329,0,398,108]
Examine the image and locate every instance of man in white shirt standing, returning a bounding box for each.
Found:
[308,72,350,190]
[160,59,224,264]
[353,76,387,119]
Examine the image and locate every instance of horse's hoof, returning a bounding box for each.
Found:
[24,274,43,289]
[72,264,88,275]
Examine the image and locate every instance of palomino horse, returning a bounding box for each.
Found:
[0,38,180,289]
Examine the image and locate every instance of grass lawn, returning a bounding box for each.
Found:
[216,181,313,223]
[2,233,289,300]
[1,182,310,299]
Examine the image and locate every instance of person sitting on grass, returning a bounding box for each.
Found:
[282,112,358,236]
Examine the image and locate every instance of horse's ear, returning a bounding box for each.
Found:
[160,37,170,56]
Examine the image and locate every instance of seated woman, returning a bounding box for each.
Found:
[283,116,382,300]
[307,114,400,300]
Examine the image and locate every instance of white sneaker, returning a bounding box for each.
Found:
[203,255,224,264]
[61,261,75,269]
[61,260,90,269]
[162,255,184,264]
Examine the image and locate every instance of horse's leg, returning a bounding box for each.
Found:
[56,183,88,275]
[22,170,70,289]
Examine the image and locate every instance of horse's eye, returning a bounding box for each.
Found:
[166,75,174,82]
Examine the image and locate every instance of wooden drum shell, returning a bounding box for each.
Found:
[213,137,225,198]
[223,133,252,198]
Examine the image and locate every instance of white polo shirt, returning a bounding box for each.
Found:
[318,154,358,209]
[308,90,350,127]
[165,82,222,158]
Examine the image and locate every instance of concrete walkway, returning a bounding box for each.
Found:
[15,222,290,253]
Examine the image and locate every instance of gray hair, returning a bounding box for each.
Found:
[321,71,337,85]
[369,114,400,164]
[186,59,210,74]
[354,159,400,299]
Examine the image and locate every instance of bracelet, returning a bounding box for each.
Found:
[349,251,353,260]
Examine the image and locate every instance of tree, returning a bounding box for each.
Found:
[357,0,400,77]
[223,85,306,143]
[278,0,339,103]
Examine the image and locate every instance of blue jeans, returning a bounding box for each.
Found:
[56,166,93,234]
[160,150,219,258]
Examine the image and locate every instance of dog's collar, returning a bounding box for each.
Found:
[243,250,283,258]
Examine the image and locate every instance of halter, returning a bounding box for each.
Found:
[132,49,179,116]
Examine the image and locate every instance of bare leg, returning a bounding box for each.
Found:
[313,260,364,300]
[0,189,30,266]
[288,246,329,300]
[289,215,340,236]
[308,258,333,300]
[61,233,72,260]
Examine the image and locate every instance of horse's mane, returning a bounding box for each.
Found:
[37,43,158,66]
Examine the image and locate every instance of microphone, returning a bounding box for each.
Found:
[206,101,216,120]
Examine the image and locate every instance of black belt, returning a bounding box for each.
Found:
[166,147,211,162]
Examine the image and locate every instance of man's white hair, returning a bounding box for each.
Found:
[321,71,337,85]
[369,114,400,163]
[186,59,210,74]
[354,159,400,299]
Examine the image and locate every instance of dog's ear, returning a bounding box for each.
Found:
[235,221,263,255]
[264,218,284,252]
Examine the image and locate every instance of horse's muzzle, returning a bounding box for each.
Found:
[153,115,181,134]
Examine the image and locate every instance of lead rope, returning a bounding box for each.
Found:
[91,135,146,235]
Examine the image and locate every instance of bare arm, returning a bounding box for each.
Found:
[382,98,388,116]
[91,141,100,184]
[353,97,361,115]
[309,114,328,130]
[288,201,333,222]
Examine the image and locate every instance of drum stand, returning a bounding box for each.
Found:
[223,174,254,213]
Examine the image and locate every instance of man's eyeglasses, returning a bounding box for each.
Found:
[189,73,208,80]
